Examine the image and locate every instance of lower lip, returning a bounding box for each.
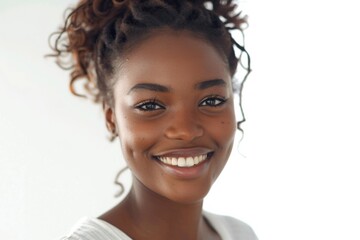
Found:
[156,157,211,180]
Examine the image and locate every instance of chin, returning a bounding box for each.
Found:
[160,178,214,205]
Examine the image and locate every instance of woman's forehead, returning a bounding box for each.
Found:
[113,31,231,88]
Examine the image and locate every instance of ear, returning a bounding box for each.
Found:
[103,101,117,135]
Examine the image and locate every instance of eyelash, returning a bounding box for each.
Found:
[199,95,227,107]
[134,95,227,112]
[134,99,165,111]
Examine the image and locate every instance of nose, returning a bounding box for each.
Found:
[164,107,204,142]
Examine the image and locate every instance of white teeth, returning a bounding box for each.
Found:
[186,157,194,167]
[178,157,186,167]
[158,154,208,167]
[194,156,199,164]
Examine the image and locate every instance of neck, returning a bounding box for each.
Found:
[100,177,217,240]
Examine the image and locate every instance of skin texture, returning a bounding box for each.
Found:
[100,30,236,240]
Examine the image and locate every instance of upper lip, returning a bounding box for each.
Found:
[153,147,213,158]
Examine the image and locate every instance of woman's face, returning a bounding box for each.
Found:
[107,30,236,204]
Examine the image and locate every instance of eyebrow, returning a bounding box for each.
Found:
[195,79,226,90]
[127,83,170,94]
[127,79,226,94]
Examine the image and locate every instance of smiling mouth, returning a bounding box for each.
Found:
[154,152,213,168]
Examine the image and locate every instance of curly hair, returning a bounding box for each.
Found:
[49,0,251,128]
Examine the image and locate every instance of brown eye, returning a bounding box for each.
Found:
[135,100,165,111]
[199,96,227,107]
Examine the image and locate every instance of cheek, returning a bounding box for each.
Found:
[206,108,236,175]
[115,108,163,160]
[208,108,236,145]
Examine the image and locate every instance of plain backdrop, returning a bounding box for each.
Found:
[1,0,359,239]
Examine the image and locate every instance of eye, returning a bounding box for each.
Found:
[135,100,165,111]
[199,96,227,107]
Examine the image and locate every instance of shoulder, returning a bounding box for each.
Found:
[60,217,132,240]
[203,211,258,240]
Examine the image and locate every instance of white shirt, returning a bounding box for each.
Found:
[61,211,258,240]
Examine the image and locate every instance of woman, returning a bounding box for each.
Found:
[51,0,257,239]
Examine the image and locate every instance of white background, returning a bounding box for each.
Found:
[1,0,359,239]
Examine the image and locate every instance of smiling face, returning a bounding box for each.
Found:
[106,30,236,204]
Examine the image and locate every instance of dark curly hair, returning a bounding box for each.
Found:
[49,0,251,131]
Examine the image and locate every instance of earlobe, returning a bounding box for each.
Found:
[103,102,118,141]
